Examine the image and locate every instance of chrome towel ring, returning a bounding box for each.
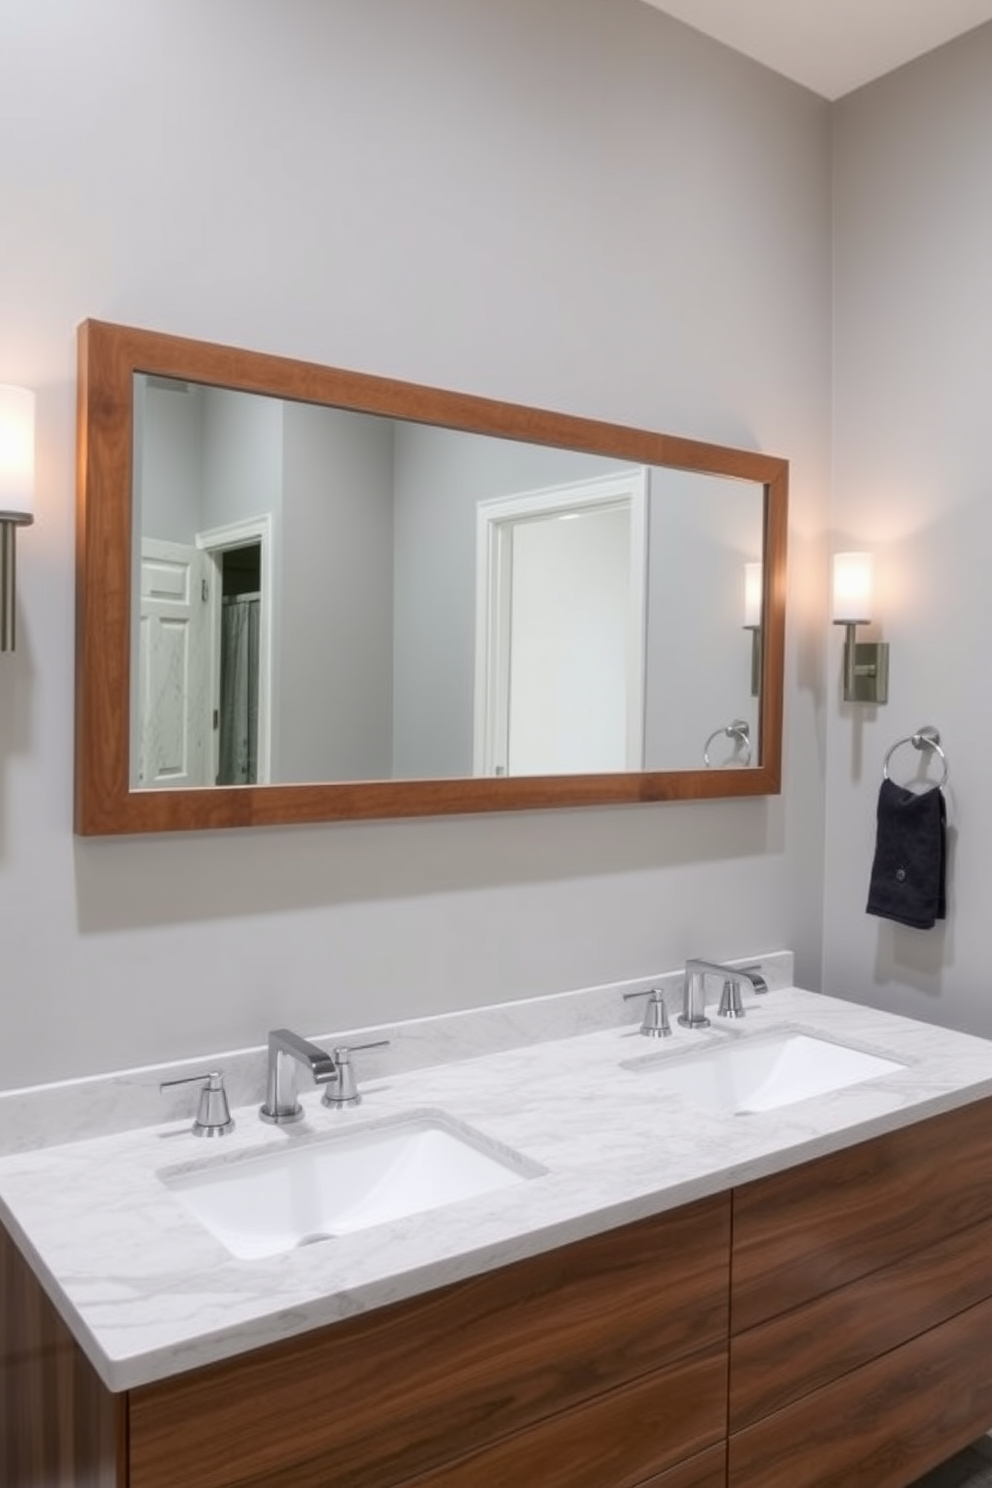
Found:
[703,719,751,768]
[882,726,949,790]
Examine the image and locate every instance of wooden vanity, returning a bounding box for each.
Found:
[4,1094,992,1488]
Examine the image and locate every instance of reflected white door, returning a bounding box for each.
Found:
[507,506,630,774]
[474,470,648,776]
[136,538,211,787]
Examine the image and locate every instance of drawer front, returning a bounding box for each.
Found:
[731,1214,992,1431]
[130,1195,730,1488]
[729,1295,992,1488]
[386,1347,727,1488]
[732,1096,992,1333]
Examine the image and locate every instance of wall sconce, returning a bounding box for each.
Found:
[743,561,762,697]
[0,385,35,653]
[832,550,888,704]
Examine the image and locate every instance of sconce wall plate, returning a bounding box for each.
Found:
[848,638,889,704]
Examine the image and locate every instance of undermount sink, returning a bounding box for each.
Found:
[161,1112,540,1260]
[624,1029,905,1115]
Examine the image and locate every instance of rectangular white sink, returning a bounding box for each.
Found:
[161,1112,541,1260]
[624,1030,906,1115]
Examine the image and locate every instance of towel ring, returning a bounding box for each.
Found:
[703,719,752,768]
[882,726,949,790]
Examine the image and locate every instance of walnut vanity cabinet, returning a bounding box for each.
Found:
[728,1096,992,1488]
[1,1195,730,1488]
[4,1096,992,1488]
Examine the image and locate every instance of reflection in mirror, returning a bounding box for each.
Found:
[132,376,765,787]
[75,320,787,834]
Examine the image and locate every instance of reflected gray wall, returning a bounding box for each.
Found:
[645,472,763,771]
[280,402,395,782]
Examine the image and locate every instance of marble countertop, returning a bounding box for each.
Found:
[3,982,992,1393]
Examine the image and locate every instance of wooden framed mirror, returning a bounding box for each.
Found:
[74,320,787,835]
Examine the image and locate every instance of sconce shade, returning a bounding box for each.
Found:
[832,550,873,624]
[0,385,35,521]
[743,562,763,629]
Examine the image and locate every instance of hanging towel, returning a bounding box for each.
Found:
[866,779,946,929]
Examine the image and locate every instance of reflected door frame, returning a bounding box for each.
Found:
[473,469,649,777]
[196,513,274,786]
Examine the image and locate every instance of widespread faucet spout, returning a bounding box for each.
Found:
[260,1028,338,1125]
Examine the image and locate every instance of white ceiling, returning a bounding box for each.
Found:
[640,0,992,99]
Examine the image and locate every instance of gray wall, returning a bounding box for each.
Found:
[827,24,992,1036]
[0,0,831,1089]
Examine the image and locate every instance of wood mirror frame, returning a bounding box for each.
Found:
[74,319,788,835]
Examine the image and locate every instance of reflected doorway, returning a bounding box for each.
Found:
[474,470,648,776]
[197,513,273,787]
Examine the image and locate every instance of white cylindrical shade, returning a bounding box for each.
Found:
[743,561,763,628]
[0,385,35,520]
[832,550,873,624]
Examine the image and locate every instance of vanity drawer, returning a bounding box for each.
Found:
[731,1095,992,1334]
[728,1294,992,1488]
[128,1194,731,1488]
[390,1348,727,1488]
[730,1213,992,1430]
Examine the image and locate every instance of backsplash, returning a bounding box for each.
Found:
[0,952,793,1155]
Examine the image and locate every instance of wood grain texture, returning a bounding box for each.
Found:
[0,1223,124,1488]
[731,1213,992,1430]
[74,317,788,834]
[633,1444,727,1488]
[215,1352,728,1488]
[129,1196,730,1488]
[731,1096,992,1334]
[728,1295,992,1488]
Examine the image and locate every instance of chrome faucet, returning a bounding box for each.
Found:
[259,1028,389,1124]
[679,960,767,1029]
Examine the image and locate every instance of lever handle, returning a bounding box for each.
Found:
[624,989,672,1038]
[331,1038,390,1061]
[160,1070,222,1090]
[160,1070,235,1137]
[323,1040,390,1108]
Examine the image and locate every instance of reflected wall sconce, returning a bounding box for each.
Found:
[0,385,35,652]
[743,561,762,697]
[832,550,888,704]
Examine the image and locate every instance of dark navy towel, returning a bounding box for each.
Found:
[866,779,946,929]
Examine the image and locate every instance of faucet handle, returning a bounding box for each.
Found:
[717,979,746,1020]
[323,1040,390,1109]
[160,1070,235,1138]
[623,988,672,1038]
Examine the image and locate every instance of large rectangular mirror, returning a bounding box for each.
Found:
[75,320,787,835]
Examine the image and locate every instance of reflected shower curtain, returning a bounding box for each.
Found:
[218,594,260,785]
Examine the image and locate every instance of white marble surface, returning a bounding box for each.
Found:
[2,976,992,1394]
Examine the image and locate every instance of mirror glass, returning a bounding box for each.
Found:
[76,320,787,834]
[132,374,765,789]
